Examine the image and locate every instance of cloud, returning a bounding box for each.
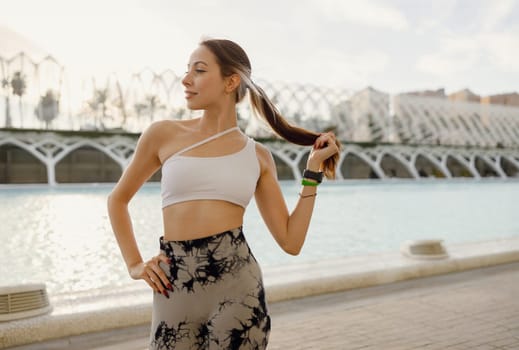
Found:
[416,26,519,77]
[0,0,196,77]
[1,0,518,95]
[480,0,517,31]
[480,31,519,72]
[260,47,390,89]
[415,0,519,78]
[316,0,409,31]
[416,35,482,76]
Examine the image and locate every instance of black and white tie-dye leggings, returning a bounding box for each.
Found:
[149,227,271,350]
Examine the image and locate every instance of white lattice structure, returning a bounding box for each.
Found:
[1,130,518,184]
[0,53,66,129]
[2,61,519,183]
[256,80,353,132]
[337,88,519,148]
[2,56,519,151]
[393,94,519,148]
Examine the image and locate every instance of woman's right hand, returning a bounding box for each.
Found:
[128,255,172,298]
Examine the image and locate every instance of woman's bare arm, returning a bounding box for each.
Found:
[107,121,171,294]
[254,133,339,255]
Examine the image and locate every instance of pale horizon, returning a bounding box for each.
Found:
[1,0,519,96]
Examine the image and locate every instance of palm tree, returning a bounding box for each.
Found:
[114,81,128,128]
[134,102,147,118]
[87,88,109,129]
[11,71,27,127]
[34,90,59,129]
[133,102,147,129]
[144,94,165,122]
[1,78,11,128]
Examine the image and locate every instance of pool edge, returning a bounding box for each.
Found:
[1,237,519,348]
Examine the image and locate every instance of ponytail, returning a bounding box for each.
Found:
[248,82,341,179]
[200,38,341,179]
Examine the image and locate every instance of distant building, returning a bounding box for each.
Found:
[481,92,519,107]
[448,89,481,103]
[402,88,446,99]
[401,88,519,108]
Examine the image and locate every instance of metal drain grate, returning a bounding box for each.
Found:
[0,283,52,321]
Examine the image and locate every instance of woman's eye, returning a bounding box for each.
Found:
[195,69,206,73]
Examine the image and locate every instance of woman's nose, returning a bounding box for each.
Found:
[182,72,191,87]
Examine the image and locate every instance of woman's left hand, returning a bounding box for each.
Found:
[307,132,340,169]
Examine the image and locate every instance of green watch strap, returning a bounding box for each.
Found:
[301,179,319,186]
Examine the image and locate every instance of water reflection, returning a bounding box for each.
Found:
[1,181,519,295]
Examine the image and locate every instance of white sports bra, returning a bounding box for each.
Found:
[161,127,260,209]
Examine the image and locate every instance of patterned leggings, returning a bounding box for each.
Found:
[149,227,271,350]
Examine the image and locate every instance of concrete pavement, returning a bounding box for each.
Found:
[266,261,519,349]
[10,261,519,349]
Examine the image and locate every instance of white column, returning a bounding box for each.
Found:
[47,162,56,186]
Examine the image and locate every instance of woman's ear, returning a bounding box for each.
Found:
[225,73,241,94]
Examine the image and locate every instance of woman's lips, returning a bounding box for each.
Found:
[184,91,197,99]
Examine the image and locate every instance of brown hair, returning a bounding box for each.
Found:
[200,38,341,179]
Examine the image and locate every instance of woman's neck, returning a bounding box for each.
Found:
[199,106,238,134]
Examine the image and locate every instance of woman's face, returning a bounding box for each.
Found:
[182,45,228,110]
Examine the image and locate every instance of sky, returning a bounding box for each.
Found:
[1,0,519,96]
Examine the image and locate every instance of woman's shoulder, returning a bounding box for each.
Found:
[254,141,276,171]
[253,141,271,157]
[143,119,179,136]
[141,119,197,140]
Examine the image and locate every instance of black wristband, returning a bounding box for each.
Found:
[303,169,323,183]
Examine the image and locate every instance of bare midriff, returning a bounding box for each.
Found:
[162,200,245,241]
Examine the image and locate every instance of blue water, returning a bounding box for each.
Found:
[1,180,518,295]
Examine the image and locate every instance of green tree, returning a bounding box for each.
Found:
[34,90,59,129]
[10,71,27,127]
[114,81,128,128]
[144,94,165,122]
[87,88,109,129]
[112,96,127,129]
[134,102,147,119]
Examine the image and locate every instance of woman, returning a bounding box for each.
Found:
[107,38,340,349]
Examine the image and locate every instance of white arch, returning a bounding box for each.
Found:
[264,144,301,180]
[53,139,126,169]
[442,153,480,179]
[3,131,519,185]
[501,155,519,177]
[377,151,419,179]
[0,138,53,184]
[0,138,49,165]
[471,154,506,178]
[411,152,451,178]
[340,149,385,179]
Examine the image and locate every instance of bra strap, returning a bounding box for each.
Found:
[173,126,240,157]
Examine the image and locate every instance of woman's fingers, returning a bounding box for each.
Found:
[312,132,339,160]
[142,273,158,292]
[159,254,170,265]
[314,132,337,149]
[142,257,172,298]
[129,255,172,297]
[150,256,173,292]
